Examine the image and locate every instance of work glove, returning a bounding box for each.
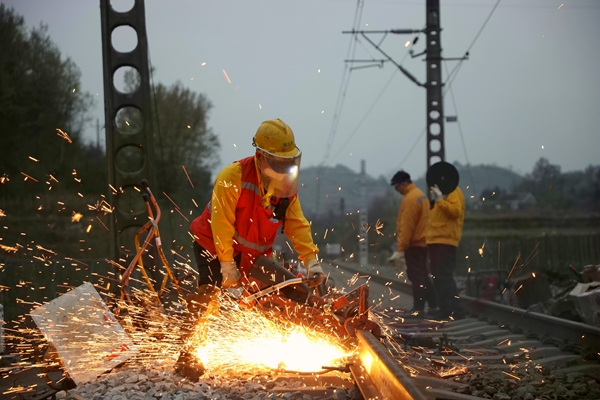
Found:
[388,251,407,275]
[220,261,241,289]
[306,258,325,288]
[430,184,445,202]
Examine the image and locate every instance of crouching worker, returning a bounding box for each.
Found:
[177,119,325,380]
[189,117,324,303]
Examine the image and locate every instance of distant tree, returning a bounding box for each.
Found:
[515,158,569,209]
[0,5,95,198]
[151,81,219,202]
[117,70,220,208]
[562,165,600,212]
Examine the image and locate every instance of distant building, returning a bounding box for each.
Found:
[500,192,536,210]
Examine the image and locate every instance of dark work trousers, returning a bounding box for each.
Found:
[428,243,465,318]
[193,241,239,287]
[405,246,438,311]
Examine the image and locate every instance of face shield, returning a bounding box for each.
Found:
[256,149,302,198]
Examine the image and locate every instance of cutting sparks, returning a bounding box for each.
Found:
[56,128,72,143]
[188,297,352,374]
[222,69,232,84]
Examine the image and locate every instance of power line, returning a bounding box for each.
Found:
[392,0,501,176]
[465,0,502,56]
[330,69,398,162]
[314,0,365,218]
[321,0,365,166]
[444,60,473,172]
[330,45,416,162]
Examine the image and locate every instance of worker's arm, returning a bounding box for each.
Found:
[282,195,319,262]
[435,189,463,220]
[210,163,242,262]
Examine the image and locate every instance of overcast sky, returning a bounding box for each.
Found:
[4,0,599,181]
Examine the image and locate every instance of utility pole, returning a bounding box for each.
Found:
[425,0,444,168]
[343,0,466,170]
[100,0,156,268]
[96,118,100,149]
[358,160,369,267]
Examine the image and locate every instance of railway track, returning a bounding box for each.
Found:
[2,264,599,400]
[341,263,600,400]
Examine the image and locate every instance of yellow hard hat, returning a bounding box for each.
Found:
[252,119,299,158]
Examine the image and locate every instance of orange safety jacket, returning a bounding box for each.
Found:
[395,183,429,252]
[190,156,318,273]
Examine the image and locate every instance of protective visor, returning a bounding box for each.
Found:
[257,148,302,198]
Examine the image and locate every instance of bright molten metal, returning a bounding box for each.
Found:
[187,296,353,373]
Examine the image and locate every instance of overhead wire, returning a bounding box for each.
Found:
[465,0,502,55]
[330,47,414,162]
[393,0,502,175]
[314,0,501,218]
[444,59,474,183]
[440,0,502,187]
[320,0,365,166]
[314,0,365,218]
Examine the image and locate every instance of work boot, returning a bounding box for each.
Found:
[175,349,205,382]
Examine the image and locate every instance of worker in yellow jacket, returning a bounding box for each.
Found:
[189,118,324,302]
[427,182,466,320]
[388,171,438,317]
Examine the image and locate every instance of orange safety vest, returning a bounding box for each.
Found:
[190,156,291,272]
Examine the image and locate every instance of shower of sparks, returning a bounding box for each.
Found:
[222,69,232,83]
[502,370,521,380]
[71,211,83,222]
[374,219,384,236]
[187,296,352,373]
[182,165,194,188]
[20,172,38,183]
[88,199,114,214]
[56,128,72,143]
[35,245,57,255]
[0,244,18,253]
[438,366,468,377]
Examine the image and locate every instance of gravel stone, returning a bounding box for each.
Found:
[58,363,355,400]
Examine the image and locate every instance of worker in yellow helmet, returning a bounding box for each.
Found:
[189,118,324,301]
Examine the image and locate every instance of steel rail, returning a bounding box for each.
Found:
[334,262,600,354]
[350,330,429,400]
[459,295,600,354]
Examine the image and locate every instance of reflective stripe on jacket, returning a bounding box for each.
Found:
[426,186,465,247]
[396,183,429,252]
[189,156,318,269]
